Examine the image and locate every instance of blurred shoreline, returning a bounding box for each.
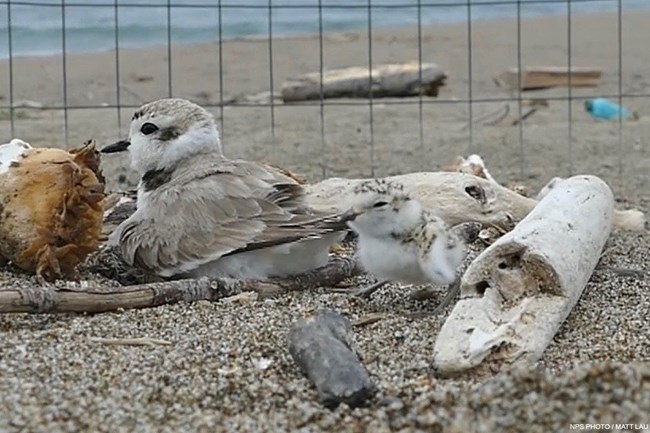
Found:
[0,9,648,199]
[2,0,649,60]
[0,11,650,106]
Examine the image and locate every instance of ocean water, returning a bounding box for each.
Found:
[0,0,648,59]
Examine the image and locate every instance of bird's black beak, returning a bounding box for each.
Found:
[101,139,131,154]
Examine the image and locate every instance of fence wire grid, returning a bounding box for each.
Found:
[0,0,648,187]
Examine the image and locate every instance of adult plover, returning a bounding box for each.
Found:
[101,98,352,280]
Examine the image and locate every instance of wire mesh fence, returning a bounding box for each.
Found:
[0,0,648,192]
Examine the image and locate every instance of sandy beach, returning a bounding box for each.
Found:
[0,10,649,432]
[0,11,649,194]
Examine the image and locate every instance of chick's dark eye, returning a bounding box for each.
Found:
[140,122,159,135]
[373,201,389,208]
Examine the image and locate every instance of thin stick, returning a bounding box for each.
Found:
[595,267,646,279]
[483,104,511,126]
[353,313,386,327]
[89,337,172,347]
[0,256,359,314]
[511,107,539,126]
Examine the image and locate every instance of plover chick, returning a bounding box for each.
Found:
[337,179,470,306]
[101,98,352,280]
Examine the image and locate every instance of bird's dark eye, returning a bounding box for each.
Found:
[373,201,388,208]
[140,122,159,135]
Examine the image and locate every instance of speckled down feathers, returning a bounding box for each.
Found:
[393,209,455,255]
[347,179,467,285]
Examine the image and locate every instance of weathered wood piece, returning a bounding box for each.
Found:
[305,172,534,232]
[536,176,647,231]
[456,155,645,231]
[0,278,261,314]
[281,62,446,102]
[304,169,642,234]
[0,255,359,314]
[432,175,614,376]
[495,66,603,91]
[287,310,375,409]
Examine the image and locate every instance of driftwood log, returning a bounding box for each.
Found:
[281,62,446,102]
[305,171,645,233]
[0,256,359,314]
[495,66,603,91]
[452,154,646,232]
[305,172,535,232]
[536,176,647,231]
[432,175,614,376]
[287,310,375,409]
[97,172,530,243]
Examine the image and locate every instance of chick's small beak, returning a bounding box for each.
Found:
[350,206,364,218]
[101,139,131,154]
[340,206,363,222]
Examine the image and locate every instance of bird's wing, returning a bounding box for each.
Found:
[415,212,451,264]
[417,211,466,285]
[118,159,349,276]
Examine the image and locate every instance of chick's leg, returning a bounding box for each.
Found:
[329,280,389,299]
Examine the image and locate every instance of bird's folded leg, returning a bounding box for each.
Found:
[432,279,461,313]
[405,279,461,319]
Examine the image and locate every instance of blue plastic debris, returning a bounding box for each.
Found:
[584,98,635,121]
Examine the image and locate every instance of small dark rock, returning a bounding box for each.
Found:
[287,310,375,409]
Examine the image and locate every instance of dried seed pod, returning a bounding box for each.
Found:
[0,139,105,281]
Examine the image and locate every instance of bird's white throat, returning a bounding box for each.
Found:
[130,123,222,176]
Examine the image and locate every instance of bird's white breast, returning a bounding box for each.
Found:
[420,235,465,285]
[355,234,427,283]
